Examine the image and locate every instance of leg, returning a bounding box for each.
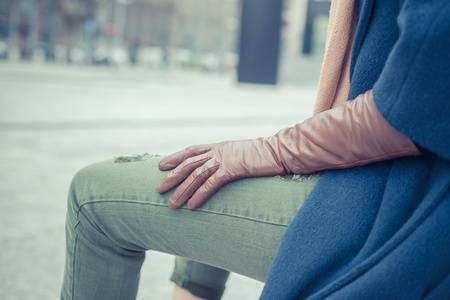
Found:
[172,285,207,300]
[61,155,320,299]
[171,256,230,300]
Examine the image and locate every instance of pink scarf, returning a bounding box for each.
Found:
[313,0,358,115]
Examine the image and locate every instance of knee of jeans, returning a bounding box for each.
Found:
[66,161,121,244]
[67,161,107,213]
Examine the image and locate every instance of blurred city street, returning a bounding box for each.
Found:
[0,61,319,299]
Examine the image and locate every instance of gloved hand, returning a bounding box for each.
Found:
[156,137,291,209]
[156,90,421,209]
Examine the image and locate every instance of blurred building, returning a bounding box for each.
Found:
[0,0,240,68]
[0,0,329,80]
[122,0,240,70]
[1,0,96,61]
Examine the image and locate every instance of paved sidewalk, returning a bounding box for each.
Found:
[0,62,318,299]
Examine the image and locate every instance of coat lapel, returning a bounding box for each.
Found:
[350,0,375,78]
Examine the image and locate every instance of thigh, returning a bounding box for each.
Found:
[69,154,320,282]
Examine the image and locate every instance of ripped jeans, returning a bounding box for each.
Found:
[61,155,320,299]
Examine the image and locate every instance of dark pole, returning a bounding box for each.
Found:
[301,0,331,55]
[237,0,283,85]
[302,0,314,55]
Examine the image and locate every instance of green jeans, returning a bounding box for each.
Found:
[61,155,320,300]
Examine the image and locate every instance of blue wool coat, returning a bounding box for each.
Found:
[261,0,450,299]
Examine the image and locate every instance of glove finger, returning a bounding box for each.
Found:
[167,161,220,209]
[186,172,228,210]
[156,153,210,193]
[158,145,213,171]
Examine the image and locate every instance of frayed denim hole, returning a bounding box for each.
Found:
[275,172,323,183]
[114,153,160,163]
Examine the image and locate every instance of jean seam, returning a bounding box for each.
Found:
[76,199,290,228]
[71,234,78,300]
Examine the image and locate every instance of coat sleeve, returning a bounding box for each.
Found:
[373,0,450,160]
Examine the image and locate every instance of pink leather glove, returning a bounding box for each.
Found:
[156,90,421,209]
[156,138,290,209]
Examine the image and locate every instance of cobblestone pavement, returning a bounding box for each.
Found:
[0,62,318,300]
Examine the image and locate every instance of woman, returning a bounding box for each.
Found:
[61,0,450,299]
